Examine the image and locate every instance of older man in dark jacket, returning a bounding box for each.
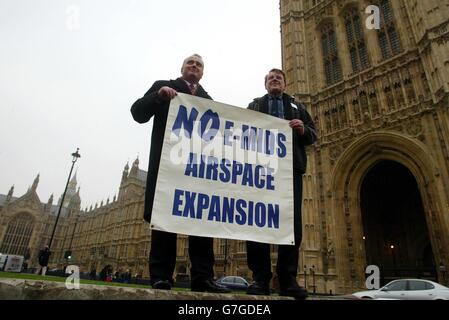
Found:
[131,54,229,293]
[246,68,317,299]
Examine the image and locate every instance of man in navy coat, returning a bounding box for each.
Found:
[131,54,229,293]
[245,68,317,299]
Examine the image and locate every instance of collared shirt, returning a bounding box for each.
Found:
[184,80,198,95]
[268,95,284,119]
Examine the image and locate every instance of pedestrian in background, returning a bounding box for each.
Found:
[38,245,51,276]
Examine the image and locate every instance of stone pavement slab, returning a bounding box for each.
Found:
[0,278,343,300]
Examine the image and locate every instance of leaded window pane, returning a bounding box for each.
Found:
[381,0,393,24]
[345,19,354,43]
[350,48,359,72]
[389,28,402,54]
[379,32,390,59]
[321,24,342,85]
[330,31,338,55]
[353,15,362,40]
[344,9,370,73]
[359,44,369,68]
[377,0,401,60]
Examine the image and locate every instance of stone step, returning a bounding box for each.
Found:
[0,278,339,300]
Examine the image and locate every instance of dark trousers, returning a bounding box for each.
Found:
[149,230,215,285]
[246,174,303,288]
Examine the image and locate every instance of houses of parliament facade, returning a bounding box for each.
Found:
[1,0,448,294]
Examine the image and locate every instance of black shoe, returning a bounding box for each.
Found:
[191,279,231,293]
[279,283,308,300]
[246,282,271,295]
[152,279,172,290]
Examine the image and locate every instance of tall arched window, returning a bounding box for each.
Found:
[0,212,34,255]
[344,8,370,72]
[321,23,342,85]
[377,0,402,59]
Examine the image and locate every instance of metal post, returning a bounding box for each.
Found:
[68,220,78,253]
[48,148,81,250]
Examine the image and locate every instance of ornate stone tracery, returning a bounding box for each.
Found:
[281,0,449,294]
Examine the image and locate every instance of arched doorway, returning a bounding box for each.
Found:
[360,160,436,284]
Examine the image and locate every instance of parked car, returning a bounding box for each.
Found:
[216,276,249,291]
[46,268,66,277]
[351,279,449,300]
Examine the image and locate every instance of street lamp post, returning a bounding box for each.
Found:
[63,218,79,266]
[67,219,78,255]
[48,148,81,250]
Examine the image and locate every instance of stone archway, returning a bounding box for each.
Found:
[329,131,449,292]
[360,160,436,284]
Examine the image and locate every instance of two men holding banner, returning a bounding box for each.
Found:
[131,54,230,293]
[131,54,316,299]
[245,68,317,299]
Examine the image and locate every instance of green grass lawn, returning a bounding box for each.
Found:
[0,271,194,290]
[0,272,253,293]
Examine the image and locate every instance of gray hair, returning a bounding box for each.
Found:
[181,54,204,72]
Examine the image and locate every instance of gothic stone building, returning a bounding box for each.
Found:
[0,159,249,282]
[0,163,153,278]
[280,0,449,293]
[0,174,81,272]
[1,0,448,295]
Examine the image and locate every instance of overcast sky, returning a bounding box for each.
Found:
[0,0,282,209]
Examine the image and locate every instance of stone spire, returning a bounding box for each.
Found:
[129,157,139,177]
[31,173,40,192]
[47,194,54,206]
[58,171,78,208]
[122,162,130,182]
[44,194,54,212]
[6,185,14,202]
[68,171,78,190]
[68,185,81,209]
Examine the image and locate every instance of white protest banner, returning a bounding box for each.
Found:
[151,93,294,245]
